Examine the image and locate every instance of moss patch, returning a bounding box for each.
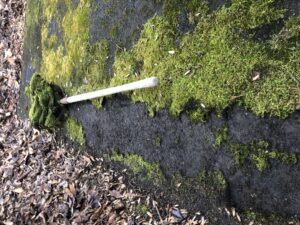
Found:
[65,117,85,145]
[40,0,109,109]
[214,126,229,148]
[34,0,300,120]
[111,0,300,120]
[172,169,227,197]
[26,73,64,128]
[242,210,288,225]
[230,140,297,171]
[110,152,165,185]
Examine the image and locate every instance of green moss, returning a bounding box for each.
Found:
[110,25,119,38]
[197,170,227,194]
[243,210,288,225]
[65,117,85,145]
[26,73,63,128]
[110,153,165,185]
[37,0,299,121]
[25,0,40,31]
[111,0,299,121]
[230,140,297,171]
[40,0,109,110]
[154,136,161,148]
[214,126,229,148]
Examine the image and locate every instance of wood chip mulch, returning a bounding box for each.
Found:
[0,1,210,224]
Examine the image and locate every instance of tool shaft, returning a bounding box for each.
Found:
[59,77,159,104]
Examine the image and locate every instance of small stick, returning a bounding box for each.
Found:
[59,77,159,104]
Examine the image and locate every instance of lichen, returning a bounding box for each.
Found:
[65,117,85,145]
[214,126,229,148]
[229,140,297,171]
[26,73,64,128]
[110,153,165,185]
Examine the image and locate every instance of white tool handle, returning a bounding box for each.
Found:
[59,77,159,104]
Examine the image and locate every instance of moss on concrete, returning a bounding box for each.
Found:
[111,0,299,120]
[34,0,299,121]
[110,152,165,185]
[230,140,297,171]
[214,126,228,148]
[40,0,109,109]
[24,0,40,31]
[26,73,63,128]
[65,117,85,145]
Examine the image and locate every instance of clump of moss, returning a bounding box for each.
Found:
[110,153,165,185]
[230,140,297,171]
[214,126,229,148]
[26,73,64,129]
[65,117,85,145]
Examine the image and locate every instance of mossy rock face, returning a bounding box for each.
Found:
[21,0,300,222]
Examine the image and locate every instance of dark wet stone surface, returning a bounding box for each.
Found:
[20,0,300,221]
[68,95,300,217]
